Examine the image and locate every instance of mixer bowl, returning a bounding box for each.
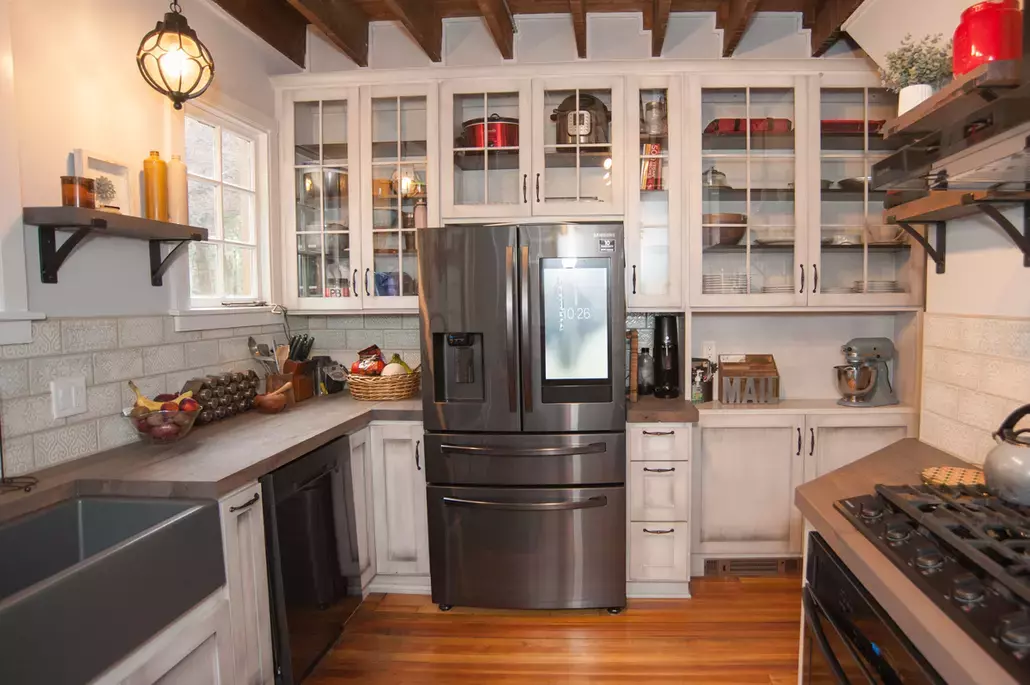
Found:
[835,364,877,401]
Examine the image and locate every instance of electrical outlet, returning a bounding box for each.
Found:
[51,376,87,419]
[702,341,717,363]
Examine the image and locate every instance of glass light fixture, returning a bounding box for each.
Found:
[136,1,214,110]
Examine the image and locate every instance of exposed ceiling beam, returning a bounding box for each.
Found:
[207,0,308,67]
[651,0,672,57]
[717,0,760,57]
[475,0,516,59]
[811,0,863,56]
[381,0,443,62]
[569,0,587,59]
[801,0,821,29]
[285,0,370,67]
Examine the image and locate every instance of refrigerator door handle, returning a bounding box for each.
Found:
[442,495,608,512]
[505,245,517,413]
[440,442,607,457]
[519,245,533,412]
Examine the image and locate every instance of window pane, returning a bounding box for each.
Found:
[295,102,319,165]
[323,100,348,165]
[188,179,218,237]
[185,117,217,179]
[223,245,255,298]
[222,130,254,189]
[189,242,219,297]
[223,188,254,243]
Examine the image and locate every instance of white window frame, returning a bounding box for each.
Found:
[183,105,270,310]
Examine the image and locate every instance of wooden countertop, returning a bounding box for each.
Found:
[626,395,699,423]
[795,438,1017,685]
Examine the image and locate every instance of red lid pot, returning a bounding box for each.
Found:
[953,0,1023,76]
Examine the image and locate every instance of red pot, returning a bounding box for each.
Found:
[953,0,1023,76]
[461,114,519,148]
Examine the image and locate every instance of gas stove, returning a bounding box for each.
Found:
[836,483,1030,683]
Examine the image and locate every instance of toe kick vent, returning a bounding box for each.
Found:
[704,558,801,577]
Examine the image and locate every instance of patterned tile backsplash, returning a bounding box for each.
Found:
[0,314,421,477]
[921,313,1030,464]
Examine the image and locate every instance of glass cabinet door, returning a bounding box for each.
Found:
[363,93,430,308]
[441,80,530,219]
[816,88,918,302]
[699,86,800,303]
[627,80,680,309]
[292,94,359,306]
[534,79,623,216]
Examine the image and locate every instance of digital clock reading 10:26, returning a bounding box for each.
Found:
[562,307,592,321]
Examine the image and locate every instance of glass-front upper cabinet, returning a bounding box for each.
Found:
[532,77,624,217]
[286,88,361,310]
[440,79,531,220]
[361,84,438,310]
[692,78,806,306]
[625,76,682,310]
[813,86,922,306]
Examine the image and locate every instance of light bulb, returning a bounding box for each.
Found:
[159,49,188,79]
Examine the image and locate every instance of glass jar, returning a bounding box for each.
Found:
[637,347,655,396]
[61,176,95,208]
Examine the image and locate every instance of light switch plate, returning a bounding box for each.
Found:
[51,376,87,419]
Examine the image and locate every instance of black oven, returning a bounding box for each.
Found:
[802,533,944,685]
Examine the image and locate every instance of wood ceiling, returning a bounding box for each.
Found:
[210,0,863,68]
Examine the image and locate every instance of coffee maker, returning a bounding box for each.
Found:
[834,337,899,408]
[653,315,680,399]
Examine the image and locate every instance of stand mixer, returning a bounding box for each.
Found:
[834,337,899,407]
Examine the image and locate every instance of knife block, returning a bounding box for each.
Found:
[283,360,315,402]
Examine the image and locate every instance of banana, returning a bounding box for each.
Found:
[128,381,163,411]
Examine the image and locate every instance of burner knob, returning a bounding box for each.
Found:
[952,574,985,604]
[914,547,944,571]
[885,521,911,543]
[1000,613,1030,651]
[859,502,884,521]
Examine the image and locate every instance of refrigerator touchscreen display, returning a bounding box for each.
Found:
[541,258,610,382]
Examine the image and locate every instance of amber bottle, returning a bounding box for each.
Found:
[143,151,169,221]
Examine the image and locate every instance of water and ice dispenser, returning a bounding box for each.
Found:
[432,333,484,402]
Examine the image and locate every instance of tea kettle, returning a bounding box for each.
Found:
[983,404,1030,505]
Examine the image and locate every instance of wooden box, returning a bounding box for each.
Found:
[718,354,780,404]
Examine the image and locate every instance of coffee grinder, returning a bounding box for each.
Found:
[653,315,680,399]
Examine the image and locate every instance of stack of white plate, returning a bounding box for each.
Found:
[703,273,748,294]
[853,280,904,294]
[821,285,856,295]
[761,284,795,293]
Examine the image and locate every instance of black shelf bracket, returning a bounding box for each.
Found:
[897,221,947,274]
[38,222,102,283]
[974,201,1030,268]
[150,239,193,287]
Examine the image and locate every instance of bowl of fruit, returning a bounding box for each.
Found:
[124,381,202,444]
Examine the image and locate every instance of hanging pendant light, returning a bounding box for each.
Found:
[136,1,214,110]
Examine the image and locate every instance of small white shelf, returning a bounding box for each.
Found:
[696,399,918,416]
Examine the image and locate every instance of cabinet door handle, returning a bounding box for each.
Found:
[809,428,815,456]
[364,268,371,296]
[523,174,527,203]
[229,492,260,513]
[535,173,541,202]
[642,430,674,436]
[796,427,802,456]
[352,269,358,298]
[415,439,421,471]
[812,264,818,293]
[643,528,675,535]
[643,467,675,473]
[632,265,637,294]
[799,264,805,294]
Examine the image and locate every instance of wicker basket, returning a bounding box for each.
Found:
[347,367,421,401]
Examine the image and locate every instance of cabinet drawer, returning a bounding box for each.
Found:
[629,425,690,461]
[628,523,689,582]
[629,461,689,521]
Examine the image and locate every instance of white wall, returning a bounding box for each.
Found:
[8,0,299,317]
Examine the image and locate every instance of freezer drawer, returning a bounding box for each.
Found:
[427,485,626,609]
[423,432,625,486]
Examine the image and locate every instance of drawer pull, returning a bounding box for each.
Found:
[443,495,607,511]
[229,493,260,513]
[643,527,675,535]
[642,430,674,436]
[643,467,675,473]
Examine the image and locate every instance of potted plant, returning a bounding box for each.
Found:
[881,34,953,115]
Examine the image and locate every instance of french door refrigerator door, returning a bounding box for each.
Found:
[418,224,521,433]
[519,223,626,433]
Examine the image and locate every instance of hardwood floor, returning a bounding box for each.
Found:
[308,576,803,684]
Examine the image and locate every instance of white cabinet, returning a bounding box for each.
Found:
[341,427,376,589]
[805,412,916,480]
[629,524,690,582]
[370,421,429,576]
[629,461,689,521]
[628,424,691,462]
[694,414,806,556]
[92,590,234,685]
[218,483,273,685]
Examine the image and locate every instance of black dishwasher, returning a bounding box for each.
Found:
[261,437,362,684]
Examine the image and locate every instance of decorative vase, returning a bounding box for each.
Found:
[898,84,933,115]
[143,151,169,221]
[953,0,1023,77]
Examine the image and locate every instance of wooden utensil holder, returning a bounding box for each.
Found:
[264,373,297,406]
[282,360,314,402]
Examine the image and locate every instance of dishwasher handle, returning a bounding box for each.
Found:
[442,495,608,512]
[803,587,852,685]
[440,442,606,458]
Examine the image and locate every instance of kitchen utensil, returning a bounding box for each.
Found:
[921,465,986,487]
[704,118,793,135]
[702,222,747,248]
[837,176,870,192]
[462,114,519,148]
[254,382,293,414]
[703,212,747,225]
[835,338,899,407]
[702,273,748,294]
[953,0,1023,77]
[834,364,877,402]
[640,99,667,136]
[248,336,260,358]
[275,345,290,373]
[984,404,1030,504]
[551,94,612,145]
[702,167,729,188]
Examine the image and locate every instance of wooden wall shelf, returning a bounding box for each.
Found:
[22,206,208,286]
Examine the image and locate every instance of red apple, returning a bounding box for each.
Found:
[178,398,200,412]
[160,401,180,412]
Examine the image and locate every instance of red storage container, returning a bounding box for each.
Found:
[953,0,1023,76]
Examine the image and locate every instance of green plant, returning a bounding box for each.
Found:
[94,176,117,206]
[880,34,953,92]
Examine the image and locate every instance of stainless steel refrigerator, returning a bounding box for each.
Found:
[417,223,626,612]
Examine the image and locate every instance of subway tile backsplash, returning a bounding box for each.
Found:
[0,314,421,477]
[921,313,1030,464]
